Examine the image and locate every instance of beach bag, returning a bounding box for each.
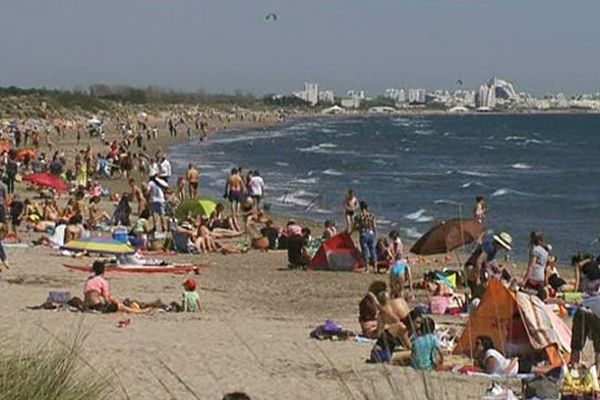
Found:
[523,375,559,399]
[562,366,600,396]
[429,296,450,315]
[47,291,71,305]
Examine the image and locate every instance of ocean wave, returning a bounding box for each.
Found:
[434,199,462,206]
[505,136,527,141]
[404,209,434,223]
[322,169,344,176]
[276,189,319,207]
[297,142,357,155]
[491,188,534,197]
[511,163,532,170]
[293,177,318,184]
[456,170,493,178]
[461,181,485,188]
[414,129,434,136]
[402,227,423,240]
[275,162,289,167]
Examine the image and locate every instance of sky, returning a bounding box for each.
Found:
[1,0,599,95]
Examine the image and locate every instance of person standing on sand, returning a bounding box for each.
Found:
[225,168,244,217]
[353,200,377,272]
[248,170,265,214]
[522,230,548,292]
[129,178,146,216]
[187,164,199,199]
[159,155,172,183]
[147,174,166,232]
[343,189,359,232]
[474,196,487,224]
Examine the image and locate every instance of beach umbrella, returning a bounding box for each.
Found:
[16,149,35,161]
[175,199,217,221]
[23,172,69,192]
[61,237,135,255]
[410,218,485,256]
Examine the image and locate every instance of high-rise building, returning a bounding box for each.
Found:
[318,90,335,104]
[305,83,319,106]
[477,84,496,108]
[408,88,426,104]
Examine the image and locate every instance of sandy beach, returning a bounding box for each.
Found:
[0,108,595,400]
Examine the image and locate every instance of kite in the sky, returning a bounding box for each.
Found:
[456,79,463,86]
[265,13,277,21]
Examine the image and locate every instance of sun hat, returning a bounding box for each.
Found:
[493,232,513,251]
[183,278,197,291]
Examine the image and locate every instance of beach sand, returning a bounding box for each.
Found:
[0,110,591,400]
[0,245,512,400]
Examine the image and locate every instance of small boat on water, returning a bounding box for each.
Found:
[63,263,206,275]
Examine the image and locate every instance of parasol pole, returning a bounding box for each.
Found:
[454,202,464,266]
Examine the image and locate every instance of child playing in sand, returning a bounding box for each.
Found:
[410,317,443,371]
[182,278,202,312]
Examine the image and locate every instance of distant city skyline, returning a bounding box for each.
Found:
[1,1,600,95]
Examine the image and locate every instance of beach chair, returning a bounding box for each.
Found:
[172,231,198,254]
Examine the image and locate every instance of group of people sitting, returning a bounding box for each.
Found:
[58,261,205,314]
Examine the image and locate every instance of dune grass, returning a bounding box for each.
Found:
[0,332,114,400]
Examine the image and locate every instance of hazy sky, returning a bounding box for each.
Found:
[1,1,599,95]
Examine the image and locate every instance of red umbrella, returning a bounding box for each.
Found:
[410,218,485,255]
[23,173,69,192]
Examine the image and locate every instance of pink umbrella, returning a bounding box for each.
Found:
[23,173,69,192]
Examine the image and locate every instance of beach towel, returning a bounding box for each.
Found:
[49,224,66,248]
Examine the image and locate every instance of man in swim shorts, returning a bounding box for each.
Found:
[225,168,244,217]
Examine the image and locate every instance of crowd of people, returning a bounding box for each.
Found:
[351,193,600,381]
[0,110,598,392]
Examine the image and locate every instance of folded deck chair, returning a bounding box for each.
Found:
[172,231,198,254]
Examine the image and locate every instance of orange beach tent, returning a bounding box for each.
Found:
[453,279,571,367]
[309,232,362,272]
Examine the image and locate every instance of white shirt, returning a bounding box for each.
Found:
[160,159,172,178]
[484,349,518,376]
[148,162,160,177]
[148,180,165,203]
[249,176,264,196]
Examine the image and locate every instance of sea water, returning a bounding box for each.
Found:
[169,114,600,260]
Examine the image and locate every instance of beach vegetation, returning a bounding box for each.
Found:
[0,332,114,400]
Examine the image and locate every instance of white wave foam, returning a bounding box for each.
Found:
[275,162,289,167]
[402,227,423,239]
[322,169,344,176]
[491,188,533,197]
[404,209,433,222]
[511,163,532,170]
[505,136,527,141]
[294,178,318,184]
[414,129,434,136]
[457,170,492,178]
[277,189,318,207]
[434,199,462,206]
[461,181,485,189]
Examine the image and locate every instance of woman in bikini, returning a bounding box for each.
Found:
[343,189,359,233]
